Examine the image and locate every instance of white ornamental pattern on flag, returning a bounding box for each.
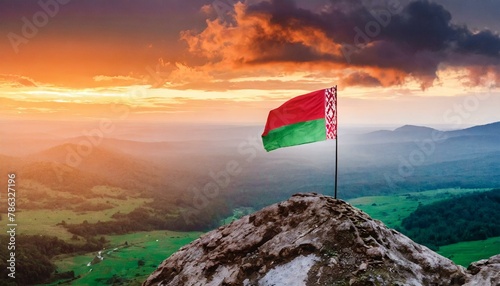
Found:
[325,86,337,140]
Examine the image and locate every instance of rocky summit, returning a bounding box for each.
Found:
[143,193,500,286]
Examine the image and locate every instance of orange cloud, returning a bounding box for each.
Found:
[0,74,38,88]
[176,0,500,90]
[181,3,345,71]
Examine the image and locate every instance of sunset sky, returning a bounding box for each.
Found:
[1,0,499,127]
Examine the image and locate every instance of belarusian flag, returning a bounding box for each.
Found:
[262,87,337,152]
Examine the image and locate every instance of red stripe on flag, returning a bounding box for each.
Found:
[262,89,325,136]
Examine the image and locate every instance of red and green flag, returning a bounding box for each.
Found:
[262,87,337,152]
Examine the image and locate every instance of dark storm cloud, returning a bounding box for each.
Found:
[239,0,500,86]
[383,0,457,51]
[431,0,500,31]
[247,39,339,64]
[248,0,500,57]
[457,30,500,57]
[381,1,500,59]
[247,0,369,44]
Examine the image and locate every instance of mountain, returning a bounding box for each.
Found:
[30,143,163,192]
[0,135,63,157]
[18,161,112,196]
[362,125,441,143]
[343,121,500,182]
[394,124,438,134]
[143,193,499,286]
[447,121,500,137]
[0,154,23,172]
[31,143,149,169]
[359,122,500,144]
[0,154,105,195]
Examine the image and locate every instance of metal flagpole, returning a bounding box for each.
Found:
[334,85,338,199]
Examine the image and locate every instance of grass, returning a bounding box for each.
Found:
[438,236,500,267]
[347,188,492,228]
[17,197,151,240]
[348,194,417,228]
[49,230,202,286]
[9,183,151,240]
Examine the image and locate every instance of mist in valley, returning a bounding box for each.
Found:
[2,119,500,215]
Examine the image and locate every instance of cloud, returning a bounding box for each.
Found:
[457,30,500,57]
[169,78,331,92]
[342,71,381,87]
[0,74,37,88]
[93,75,140,84]
[200,4,214,15]
[183,1,345,63]
[166,63,215,86]
[180,0,500,89]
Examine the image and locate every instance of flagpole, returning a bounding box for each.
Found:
[334,85,338,199]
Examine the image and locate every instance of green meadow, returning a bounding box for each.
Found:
[348,188,492,228]
[437,236,500,266]
[17,197,152,241]
[49,230,202,286]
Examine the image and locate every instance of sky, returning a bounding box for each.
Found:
[1,0,499,127]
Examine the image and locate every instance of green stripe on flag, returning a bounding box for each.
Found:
[262,118,326,152]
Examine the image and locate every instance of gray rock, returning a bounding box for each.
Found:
[464,254,500,286]
[143,193,496,286]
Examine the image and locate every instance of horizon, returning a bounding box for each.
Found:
[1,0,499,127]
[3,117,499,131]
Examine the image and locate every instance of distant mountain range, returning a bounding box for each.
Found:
[447,121,500,137]
[359,121,500,143]
[2,120,499,202]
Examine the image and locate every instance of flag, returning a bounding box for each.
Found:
[262,87,337,152]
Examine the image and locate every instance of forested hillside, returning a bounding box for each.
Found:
[402,189,500,249]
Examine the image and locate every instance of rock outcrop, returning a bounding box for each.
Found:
[143,193,498,286]
[464,254,500,285]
